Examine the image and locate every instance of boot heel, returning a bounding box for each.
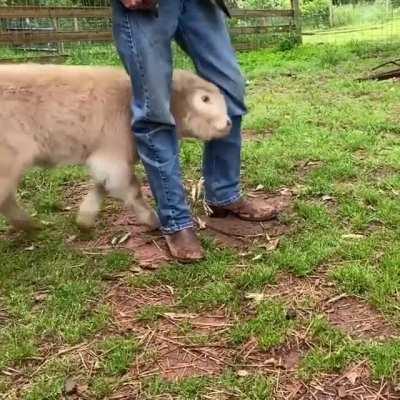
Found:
[209,207,230,218]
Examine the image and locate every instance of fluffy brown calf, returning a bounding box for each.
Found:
[0,64,231,231]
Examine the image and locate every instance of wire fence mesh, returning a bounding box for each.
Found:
[303,0,400,45]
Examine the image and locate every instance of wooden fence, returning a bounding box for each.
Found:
[0,3,301,62]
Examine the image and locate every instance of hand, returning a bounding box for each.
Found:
[120,0,156,10]
[120,0,143,9]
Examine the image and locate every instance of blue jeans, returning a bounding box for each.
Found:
[112,0,247,234]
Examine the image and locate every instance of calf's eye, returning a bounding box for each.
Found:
[201,95,210,103]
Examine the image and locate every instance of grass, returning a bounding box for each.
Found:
[0,40,400,398]
[230,300,294,350]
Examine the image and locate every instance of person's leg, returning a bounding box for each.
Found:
[175,0,246,207]
[112,0,204,261]
[175,1,279,221]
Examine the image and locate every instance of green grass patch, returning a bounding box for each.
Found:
[0,39,399,397]
[230,300,294,350]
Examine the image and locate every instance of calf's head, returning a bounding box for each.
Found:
[171,70,231,141]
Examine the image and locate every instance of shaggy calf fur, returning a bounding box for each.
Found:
[0,65,231,231]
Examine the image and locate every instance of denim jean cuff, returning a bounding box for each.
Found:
[161,220,194,235]
[206,193,242,207]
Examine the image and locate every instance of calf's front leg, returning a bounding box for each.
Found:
[76,182,105,230]
[84,154,160,229]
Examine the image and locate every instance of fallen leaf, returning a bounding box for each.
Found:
[342,233,365,240]
[322,195,334,201]
[24,245,35,251]
[280,188,292,196]
[263,357,279,366]
[64,376,78,395]
[285,382,302,398]
[326,293,348,305]
[196,178,204,198]
[245,293,265,303]
[190,183,197,203]
[252,254,263,261]
[255,184,264,191]
[345,370,360,385]
[93,360,101,370]
[166,285,174,296]
[203,201,213,216]
[40,220,54,226]
[65,235,77,244]
[305,161,321,167]
[34,293,48,302]
[196,217,207,230]
[76,383,89,395]
[265,238,280,251]
[337,385,347,398]
[343,364,364,385]
[164,312,197,319]
[129,266,143,274]
[111,232,131,246]
[237,370,250,377]
[118,232,131,245]
[1,367,21,377]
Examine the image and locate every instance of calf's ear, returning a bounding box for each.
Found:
[171,70,185,93]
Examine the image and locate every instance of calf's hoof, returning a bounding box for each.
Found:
[11,219,42,232]
[76,212,96,231]
[137,210,161,230]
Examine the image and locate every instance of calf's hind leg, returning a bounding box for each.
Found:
[0,193,40,231]
[0,149,40,231]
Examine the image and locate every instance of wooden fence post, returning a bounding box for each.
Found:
[329,0,334,28]
[291,0,302,44]
[52,17,65,53]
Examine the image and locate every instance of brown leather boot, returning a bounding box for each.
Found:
[164,227,205,263]
[208,197,278,221]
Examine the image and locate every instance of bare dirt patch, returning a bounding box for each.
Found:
[74,187,294,267]
[107,284,175,332]
[107,284,233,380]
[236,338,306,373]
[104,276,397,387]
[326,297,398,340]
[263,272,335,308]
[81,218,172,269]
[263,271,397,341]
[143,328,230,380]
[130,312,233,381]
[278,361,400,400]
